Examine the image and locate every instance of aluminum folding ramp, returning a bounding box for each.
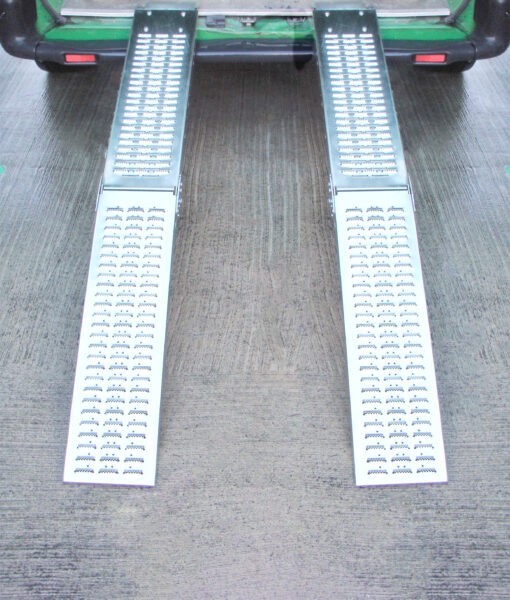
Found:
[64,7,197,485]
[314,7,447,485]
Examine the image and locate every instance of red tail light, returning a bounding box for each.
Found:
[64,54,97,64]
[414,53,447,64]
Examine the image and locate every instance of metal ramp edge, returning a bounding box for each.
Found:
[63,6,197,486]
[314,7,447,486]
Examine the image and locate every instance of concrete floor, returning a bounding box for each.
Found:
[0,44,509,598]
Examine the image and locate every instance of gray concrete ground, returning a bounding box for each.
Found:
[0,43,509,599]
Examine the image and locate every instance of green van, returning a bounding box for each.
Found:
[1,1,509,72]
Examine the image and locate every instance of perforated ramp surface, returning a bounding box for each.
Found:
[63,191,177,485]
[103,8,197,190]
[64,7,197,485]
[315,8,447,485]
[335,190,447,485]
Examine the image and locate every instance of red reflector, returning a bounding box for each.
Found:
[64,54,97,64]
[414,53,447,64]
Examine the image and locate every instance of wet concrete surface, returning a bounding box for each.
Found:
[0,46,509,598]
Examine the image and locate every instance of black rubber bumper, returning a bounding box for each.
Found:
[0,0,41,59]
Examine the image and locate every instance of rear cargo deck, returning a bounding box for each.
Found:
[61,0,451,18]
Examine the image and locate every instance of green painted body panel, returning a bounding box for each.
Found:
[36,0,61,33]
[36,1,475,44]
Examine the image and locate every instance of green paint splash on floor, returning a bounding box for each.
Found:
[0,166,5,175]
[505,165,510,176]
